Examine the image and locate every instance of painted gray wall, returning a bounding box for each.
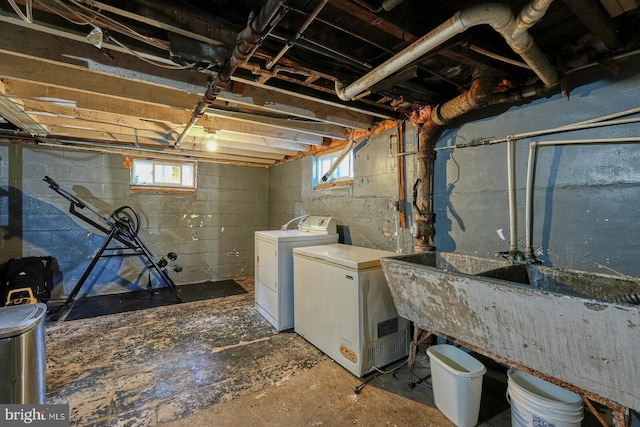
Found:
[268,56,640,277]
[0,145,268,298]
[433,59,640,276]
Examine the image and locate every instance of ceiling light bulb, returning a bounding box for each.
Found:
[206,140,218,151]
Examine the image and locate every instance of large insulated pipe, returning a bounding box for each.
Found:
[175,0,284,147]
[336,2,558,101]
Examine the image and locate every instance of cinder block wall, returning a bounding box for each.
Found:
[268,126,418,254]
[0,145,268,298]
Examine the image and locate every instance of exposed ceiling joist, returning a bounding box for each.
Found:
[0,0,638,166]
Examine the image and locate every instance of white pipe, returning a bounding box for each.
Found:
[281,214,309,231]
[321,139,355,182]
[336,2,558,101]
[448,110,640,148]
[524,137,640,257]
[514,0,554,37]
[467,44,530,69]
[534,137,640,146]
[524,141,537,257]
[507,139,519,253]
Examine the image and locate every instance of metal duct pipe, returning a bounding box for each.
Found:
[267,0,328,69]
[336,2,558,101]
[175,0,285,147]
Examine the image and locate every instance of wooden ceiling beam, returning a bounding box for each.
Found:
[0,21,383,129]
[3,80,324,146]
[42,126,283,163]
[0,53,342,141]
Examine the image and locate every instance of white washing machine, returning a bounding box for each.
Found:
[255,216,338,331]
[293,243,410,377]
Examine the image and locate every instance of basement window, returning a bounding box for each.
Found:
[130,158,196,192]
[313,149,354,189]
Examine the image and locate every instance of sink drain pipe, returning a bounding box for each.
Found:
[412,73,497,253]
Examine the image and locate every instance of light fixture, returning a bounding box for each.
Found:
[205,131,218,151]
[86,26,104,49]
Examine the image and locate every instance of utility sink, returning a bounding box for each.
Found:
[481,262,640,303]
[380,252,640,412]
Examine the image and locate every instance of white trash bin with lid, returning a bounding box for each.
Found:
[0,303,47,404]
[427,344,487,427]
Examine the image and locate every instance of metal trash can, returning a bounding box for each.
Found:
[0,303,47,404]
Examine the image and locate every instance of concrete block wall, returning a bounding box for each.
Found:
[268,126,417,254]
[0,145,268,298]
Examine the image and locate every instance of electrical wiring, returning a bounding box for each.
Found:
[33,0,195,70]
[66,0,167,48]
[393,364,432,389]
[370,358,408,374]
[7,0,33,23]
[35,0,167,50]
[108,34,196,70]
[353,358,415,394]
[37,0,95,25]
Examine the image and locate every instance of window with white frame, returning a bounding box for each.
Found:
[130,158,196,191]
[313,149,354,188]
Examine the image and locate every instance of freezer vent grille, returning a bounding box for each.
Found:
[366,332,408,363]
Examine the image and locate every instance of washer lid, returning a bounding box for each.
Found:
[255,229,339,243]
[293,243,396,270]
[0,303,47,339]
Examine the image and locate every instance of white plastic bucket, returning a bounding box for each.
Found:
[427,344,487,427]
[507,368,584,427]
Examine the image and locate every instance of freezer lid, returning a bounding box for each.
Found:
[0,303,47,339]
[293,243,397,270]
[255,229,339,243]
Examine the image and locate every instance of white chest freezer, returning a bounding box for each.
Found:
[293,243,410,377]
[255,216,338,331]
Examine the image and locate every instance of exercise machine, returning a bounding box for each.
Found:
[44,176,182,314]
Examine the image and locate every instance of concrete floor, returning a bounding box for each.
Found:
[44,277,599,426]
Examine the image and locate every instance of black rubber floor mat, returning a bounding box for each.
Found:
[64,279,247,321]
